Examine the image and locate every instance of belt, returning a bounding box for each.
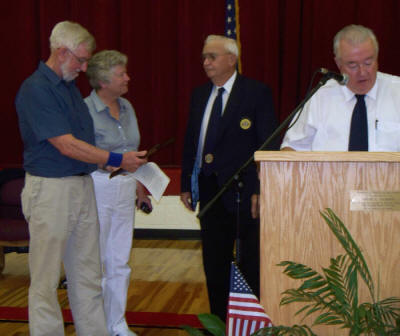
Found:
[74,172,89,176]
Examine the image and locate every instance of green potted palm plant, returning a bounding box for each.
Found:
[182,208,400,336]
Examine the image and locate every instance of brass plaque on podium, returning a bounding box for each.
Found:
[350,191,400,211]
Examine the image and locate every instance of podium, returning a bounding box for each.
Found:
[254,151,400,335]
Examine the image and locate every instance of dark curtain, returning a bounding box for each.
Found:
[2,0,400,167]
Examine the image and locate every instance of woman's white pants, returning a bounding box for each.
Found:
[91,170,137,336]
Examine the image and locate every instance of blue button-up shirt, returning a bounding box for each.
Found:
[15,61,97,177]
[84,90,140,155]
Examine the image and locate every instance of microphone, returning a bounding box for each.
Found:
[319,68,348,85]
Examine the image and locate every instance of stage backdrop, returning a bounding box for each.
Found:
[2,0,400,167]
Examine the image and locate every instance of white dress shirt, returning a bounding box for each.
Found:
[281,72,400,151]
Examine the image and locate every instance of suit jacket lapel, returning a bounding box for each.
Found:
[193,83,213,143]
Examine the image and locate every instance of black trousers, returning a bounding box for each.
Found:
[199,173,260,321]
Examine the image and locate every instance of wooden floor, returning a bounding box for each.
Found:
[0,239,209,336]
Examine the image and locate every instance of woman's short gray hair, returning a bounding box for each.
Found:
[86,50,128,90]
[333,24,379,59]
[49,21,96,53]
[205,35,239,57]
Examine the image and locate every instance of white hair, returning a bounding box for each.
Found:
[49,21,96,53]
[334,24,378,59]
[86,50,128,90]
[205,35,239,56]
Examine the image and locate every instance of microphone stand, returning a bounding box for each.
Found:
[233,174,244,265]
[197,74,332,223]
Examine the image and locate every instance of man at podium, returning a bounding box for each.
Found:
[281,24,400,152]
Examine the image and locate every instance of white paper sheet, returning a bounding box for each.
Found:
[132,162,170,202]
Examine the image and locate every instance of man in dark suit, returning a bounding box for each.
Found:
[180,35,278,320]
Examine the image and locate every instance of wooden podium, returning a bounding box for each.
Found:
[254,151,400,335]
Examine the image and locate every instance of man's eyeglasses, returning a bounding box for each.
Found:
[67,48,89,65]
[202,53,230,62]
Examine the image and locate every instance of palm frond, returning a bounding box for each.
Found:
[313,311,345,325]
[320,208,375,300]
[359,298,400,331]
[280,251,358,327]
[278,261,319,280]
[281,287,346,324]
[252,324,317,336]
[343,259,359,307]
[322,255,349,304]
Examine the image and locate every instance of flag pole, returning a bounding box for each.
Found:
[234,0,242,73]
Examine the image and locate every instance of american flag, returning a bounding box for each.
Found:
[226,263,272,336]
[225,0,242,72]
[225,0,239,39]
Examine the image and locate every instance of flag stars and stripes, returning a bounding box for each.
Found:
[226,263,272,336]
[225,0,237,39]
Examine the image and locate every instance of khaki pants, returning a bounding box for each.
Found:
[22,173,108,336]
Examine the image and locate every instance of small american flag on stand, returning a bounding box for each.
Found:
[226,262,272,336]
